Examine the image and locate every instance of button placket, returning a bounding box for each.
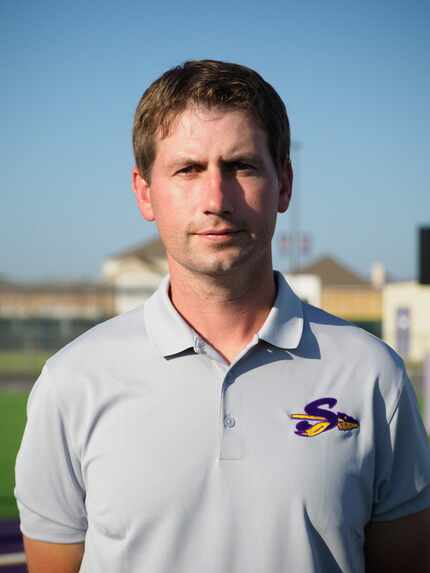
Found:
[219,370,242,460]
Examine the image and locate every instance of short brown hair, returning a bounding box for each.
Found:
[133,59,291,181]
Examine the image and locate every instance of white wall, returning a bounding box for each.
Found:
[102,256,167,314]
[283,273,321,308]
[383,281,430,362]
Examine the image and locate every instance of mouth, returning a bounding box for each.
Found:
[194,229,244,241]
[195,227,243,236]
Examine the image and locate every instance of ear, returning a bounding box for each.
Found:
[277,159,293,214]
[132,167,155,221]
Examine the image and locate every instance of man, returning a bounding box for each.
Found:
[15,60,430,572]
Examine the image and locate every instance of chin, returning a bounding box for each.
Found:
[190,252,261,277]
[168,245,270,278]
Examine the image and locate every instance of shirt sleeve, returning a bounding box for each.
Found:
[14,364,87,542]
[371,370,430,521]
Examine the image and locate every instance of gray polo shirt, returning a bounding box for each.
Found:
[15,272,430,572]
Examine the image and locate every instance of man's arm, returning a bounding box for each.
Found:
[364,507,430,573]
[23,536,84,573]
[15,367,88,571]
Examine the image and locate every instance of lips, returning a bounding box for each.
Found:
[195,228,242,235]
[193,228,244,243]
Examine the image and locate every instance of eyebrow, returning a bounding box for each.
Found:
[166,153,263,170]
[166,158,200,170]
[223,153,263,166]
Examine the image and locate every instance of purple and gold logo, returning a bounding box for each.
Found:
[290,397,360,437]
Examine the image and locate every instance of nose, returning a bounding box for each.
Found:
[202,167,234,216]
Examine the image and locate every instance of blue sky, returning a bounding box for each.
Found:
[1,0,429,282]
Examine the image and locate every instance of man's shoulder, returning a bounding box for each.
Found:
[299,303,408,419]
[302,302,404,376]
[45,302,154,380]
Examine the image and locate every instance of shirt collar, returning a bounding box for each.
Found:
[257,271,304,350]
[144,275,196,357]
[144,271,304,357]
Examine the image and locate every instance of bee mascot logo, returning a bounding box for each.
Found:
[290,397,360,437]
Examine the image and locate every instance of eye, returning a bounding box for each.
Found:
[226,161,257,174]
[175,164,202,175]
[235,161,254,170]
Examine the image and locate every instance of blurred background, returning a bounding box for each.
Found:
[1,0,429,569]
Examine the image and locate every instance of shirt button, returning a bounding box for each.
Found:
[224,415,236,429]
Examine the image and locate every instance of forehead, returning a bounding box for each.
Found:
[155,106,269,157]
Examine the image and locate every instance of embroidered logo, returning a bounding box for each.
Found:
[290,397,360,437]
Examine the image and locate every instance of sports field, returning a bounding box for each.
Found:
[0,391,28,518]
[0,351,49,379]
[0,351,46,518]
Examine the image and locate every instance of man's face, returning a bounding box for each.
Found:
[133,106,292,279]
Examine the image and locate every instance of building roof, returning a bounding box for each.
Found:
[290,255,370,287]
[111,236,165,264]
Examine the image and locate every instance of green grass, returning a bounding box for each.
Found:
[0,390,29,517]
[0,350,50,377]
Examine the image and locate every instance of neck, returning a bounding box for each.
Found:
[168,260,277,363]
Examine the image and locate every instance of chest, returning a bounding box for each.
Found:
[79,355,374,539]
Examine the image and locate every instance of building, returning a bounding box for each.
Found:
[0,280,114,320]
[102,238,168,314]
[290,256,383,335]
[383,282,430,363]
[0,279,114,351]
